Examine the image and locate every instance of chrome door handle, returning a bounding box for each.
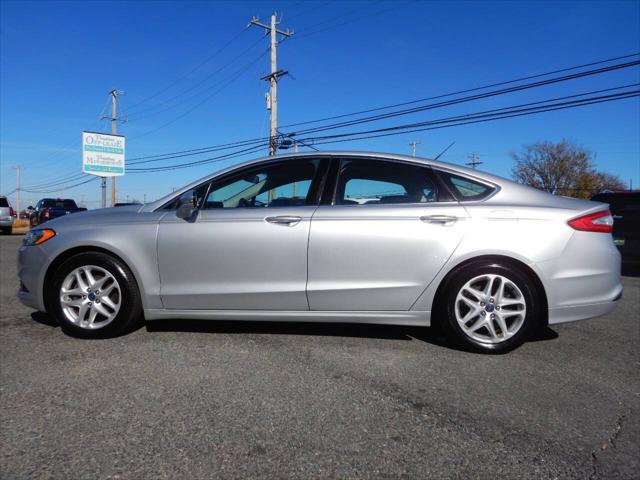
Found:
[420,215,458,226]
[265,215,302,226]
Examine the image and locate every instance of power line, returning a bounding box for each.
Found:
[20,56,640,190]
[25,89,638,191]
[125,28,249,113]
[128,142,270,173]
[120,55,640,166]
[126,37,264,120]
[286,60,640,136]
[128,48,270,140]
[295,89,640,148]
[129,85,638,173]
[22,80,640,190]
[293,0,404,40]
[22,176,99,194]
[281,52,640,129]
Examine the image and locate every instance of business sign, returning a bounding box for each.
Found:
[82,131,125,177]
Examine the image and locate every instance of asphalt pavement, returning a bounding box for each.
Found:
[1,235,638,479]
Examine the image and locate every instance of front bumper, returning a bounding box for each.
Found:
[17,245,49,311]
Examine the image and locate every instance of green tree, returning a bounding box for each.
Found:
[511,140,625,199]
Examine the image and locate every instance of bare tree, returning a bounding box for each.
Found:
[511,140,625,198]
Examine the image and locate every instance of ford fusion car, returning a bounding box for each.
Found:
[17,152,622,353]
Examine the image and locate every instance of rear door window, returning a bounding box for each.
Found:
[335,158,440,205]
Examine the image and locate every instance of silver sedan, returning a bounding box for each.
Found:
[17,152,622,353]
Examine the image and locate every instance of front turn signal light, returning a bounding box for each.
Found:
[23,229,56,246]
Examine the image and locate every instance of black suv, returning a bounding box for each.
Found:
[592,191,640,269]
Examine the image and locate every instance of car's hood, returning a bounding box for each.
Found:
[37,204,150,229]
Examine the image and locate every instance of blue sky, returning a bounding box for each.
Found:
[1,0,639,208]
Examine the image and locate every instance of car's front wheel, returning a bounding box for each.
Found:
[48,252,142,338]
[437,261,543,353]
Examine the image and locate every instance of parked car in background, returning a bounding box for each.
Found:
[21,206,35,219]
[17,152,622,353]
[0,195,17,234]
[29,198,87,227]
[591,191,640,267]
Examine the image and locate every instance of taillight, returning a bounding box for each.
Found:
[43,208,50,219]
[9,207,15,217]
[568,210,613,233]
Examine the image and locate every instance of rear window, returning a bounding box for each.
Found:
[42,199,78,209]
[0,197,8,208]
[436,171,495,201]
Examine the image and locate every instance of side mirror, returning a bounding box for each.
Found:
[176,203,196,220]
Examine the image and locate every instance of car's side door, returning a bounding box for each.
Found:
[306,157,471,311]
[157,158,328,311]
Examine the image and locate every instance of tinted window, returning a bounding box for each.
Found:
[335,159,438,205]
[203,159,319,209]
[62,200,78,209]
[437,171,494,201]
[0,197,8,208]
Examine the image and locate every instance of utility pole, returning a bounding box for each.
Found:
[466,152,483,170]
[102,89,125,207]
[249,13,294,156]
[12,166,21,214]
[409,141,421,157]
[100,177,106,208]
[109,90,118,207]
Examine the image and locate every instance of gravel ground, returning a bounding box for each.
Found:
[1,235,638,479]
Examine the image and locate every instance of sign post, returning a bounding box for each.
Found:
[82,132,125,207]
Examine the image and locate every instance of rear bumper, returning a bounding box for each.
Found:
[536,230,622,322]
[548,284,622,324]
[0,218,14,227]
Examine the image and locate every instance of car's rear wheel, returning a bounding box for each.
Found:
[437,261,542,353]
[48,252,142,338]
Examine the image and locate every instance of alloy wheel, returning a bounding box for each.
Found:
[59,265,122,329]
[454,273,527,344]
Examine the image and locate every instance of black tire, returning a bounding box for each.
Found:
[0,227,10,235]
[48,252,143,338]
[435,260,543,354]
